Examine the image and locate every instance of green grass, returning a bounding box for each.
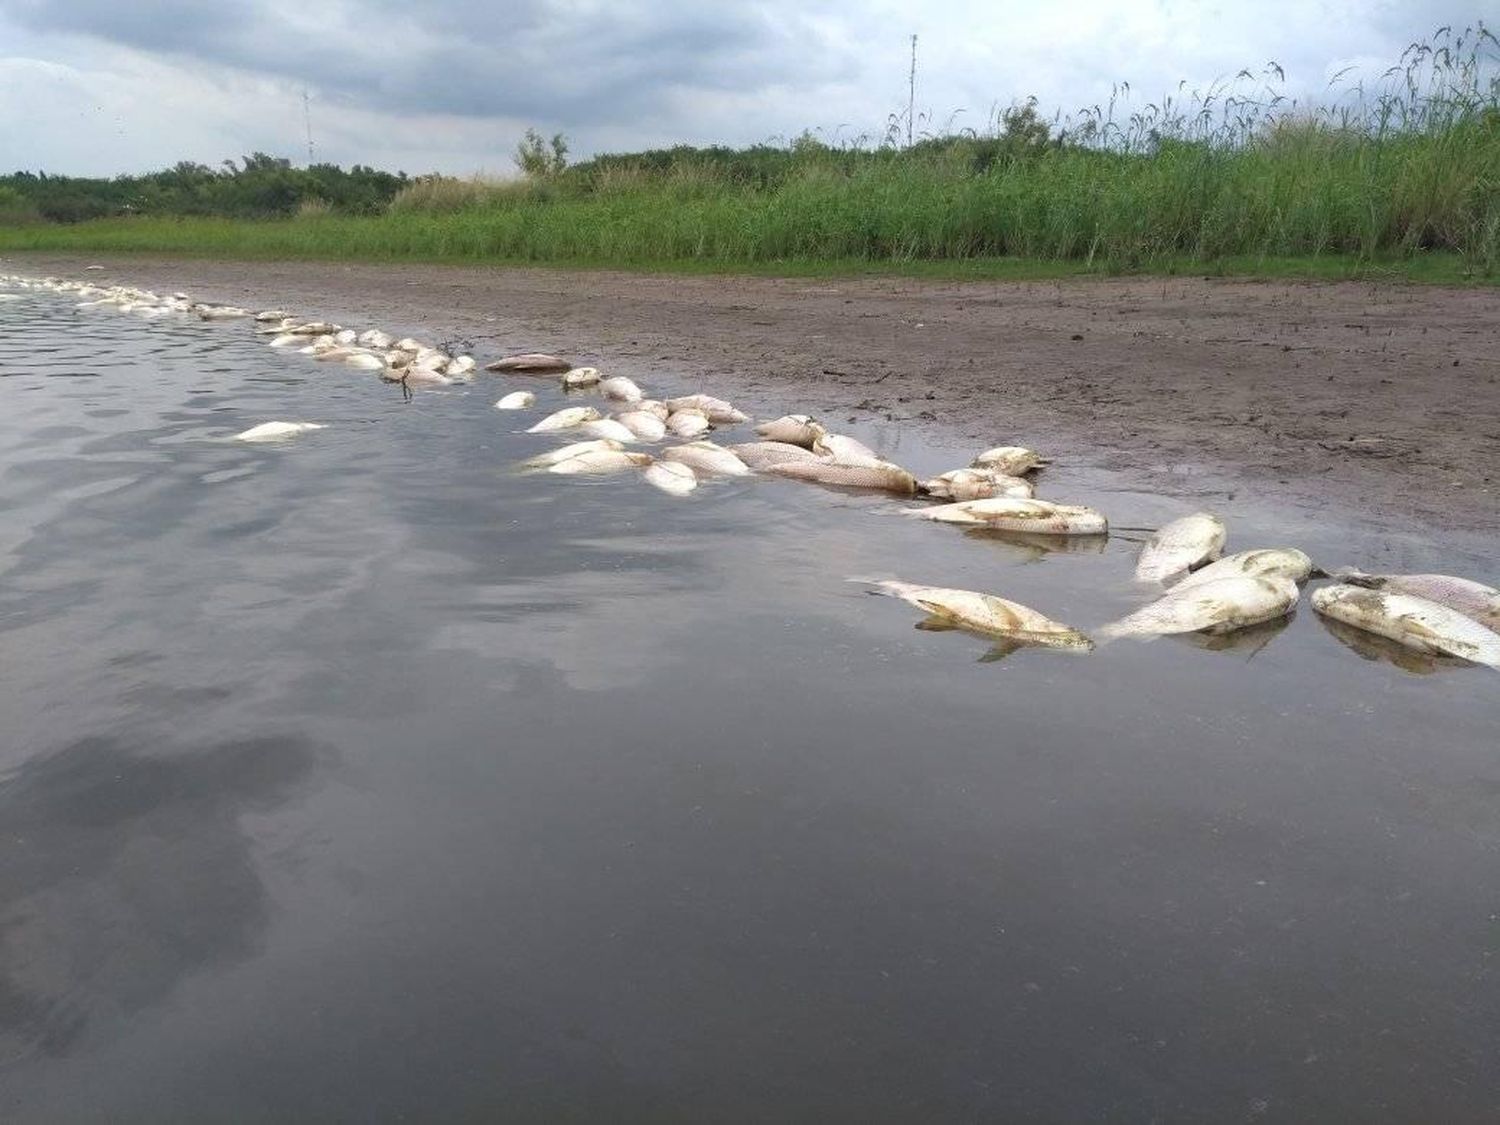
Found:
[0,214,1481,286]
[3,25,1495,286]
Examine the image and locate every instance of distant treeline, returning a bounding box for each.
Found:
[0,153,407,223]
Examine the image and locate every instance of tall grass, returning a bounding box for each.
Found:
[3,25,1496,278]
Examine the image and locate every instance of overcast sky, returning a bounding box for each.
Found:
[1,1,1493,177]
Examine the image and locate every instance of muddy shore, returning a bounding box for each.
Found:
[9,253,1498,536]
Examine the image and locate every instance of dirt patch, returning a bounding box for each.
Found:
[10,253,1498,534]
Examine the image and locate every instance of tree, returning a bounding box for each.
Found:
[514,128,569,177]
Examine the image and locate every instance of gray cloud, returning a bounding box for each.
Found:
[3,0,856,125]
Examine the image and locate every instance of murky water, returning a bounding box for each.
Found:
[1,283,1497,1122]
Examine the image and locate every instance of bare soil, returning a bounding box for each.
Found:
[11,254,1499,535]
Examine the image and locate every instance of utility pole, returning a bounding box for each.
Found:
[303,87,315,165]
[907,34,917,147]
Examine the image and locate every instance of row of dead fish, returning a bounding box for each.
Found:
[6,272,1496,673]
[858,511,1500,670]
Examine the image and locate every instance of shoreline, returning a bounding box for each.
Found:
[8,252,1498,542]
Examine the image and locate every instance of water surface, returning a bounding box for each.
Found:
[1,283,1497,1122]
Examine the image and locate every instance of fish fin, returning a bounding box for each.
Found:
[977,640,1023,663]
[914,616,959,633]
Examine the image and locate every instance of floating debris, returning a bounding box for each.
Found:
[232,421,326,442]
[495,391,537,411]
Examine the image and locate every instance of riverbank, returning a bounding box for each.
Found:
[8,252,1498,537]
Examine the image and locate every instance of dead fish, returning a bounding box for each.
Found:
[548,449,652,476]
[395,337,424,352]
[755,414,826,448]
[562,366,601,388]
[664,394,748,424]
[970,446,1048,475]
[858,578,1093,652]
[768,460,917,495]
[642,460,698,495]
[345,353,387,371]
[921,469,1034,501]
[526,406,602,433]
[233,421,326,442]
[286,321,340,336]
[727,441,825,470]
[198,306,251,320]
[1173,548,1315,592]
[905,497,1107,535]
[486,353,571,373]
[666,409,711,438]
[1310,584,1500,668]
[1334,570,1500,630]
[599,375,645,402]
[1318,614,1466,676]
[401,367,453,387]
[254,309,292,322]
[358,329,394,349]
[269,333,302,348]
[333,329,358,345]
[1134,512,1227,583]
[614,410,668,441]
[495,391,537,410]
[577,418,639,443]
[520,439,623,468]
[636,400,671,422]
[813,433,883,465]
[660,441,751,476]
[1098,575,1300,640]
